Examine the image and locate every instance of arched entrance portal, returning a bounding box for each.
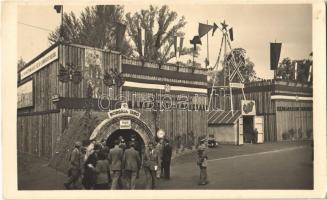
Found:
[106,129,144,153]
[89,110,154,150]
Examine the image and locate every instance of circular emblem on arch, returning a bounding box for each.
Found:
[89,110,154,145]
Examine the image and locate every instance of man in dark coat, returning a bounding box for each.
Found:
[82,143,101,189]
[122,142,141,189]
[64,141,82,189]
[108,139,123,189]
[143,142,160,189]
[162,139,172,179]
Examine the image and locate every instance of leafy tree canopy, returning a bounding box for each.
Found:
[49,5,133,56]
[276,57,312,83]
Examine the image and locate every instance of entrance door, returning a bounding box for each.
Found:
[254,116,264,143]
[243,116,254,143]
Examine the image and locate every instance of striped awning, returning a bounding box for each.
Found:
[208,110,241,125]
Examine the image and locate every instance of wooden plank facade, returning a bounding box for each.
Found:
[17,42,209,159]
[231,80,313,142]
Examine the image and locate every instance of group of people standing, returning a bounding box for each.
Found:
[64,136,172,190]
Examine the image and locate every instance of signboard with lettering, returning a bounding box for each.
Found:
[120,120,131,129]
[20,47,59,80]
[17,80,34,109]
[276,106,312,111]
[230,82,244,88]
[108,109,141,119]
[241,100,256,115]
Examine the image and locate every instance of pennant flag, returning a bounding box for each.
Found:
[270,42,282,70]
[54,5,62,13]
[308,64,312,82]
[190,36,202,51]
[294,62,298,80]
[179,37,184,56]
[198,23,213,38]
[174,36,178,57]
[212,22,218,36]
[115,22,126,52]
[229,28,234,41]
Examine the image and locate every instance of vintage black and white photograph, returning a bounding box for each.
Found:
[3,0,326,198]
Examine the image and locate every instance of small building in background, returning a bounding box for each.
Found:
[208,80,313,145]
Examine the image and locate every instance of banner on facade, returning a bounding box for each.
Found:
[20,47,58,80]
[17,80,34,109]
[84,48,103,98]
[241,100,256,115]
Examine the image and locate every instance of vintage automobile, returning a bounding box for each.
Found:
[207,134,219,148]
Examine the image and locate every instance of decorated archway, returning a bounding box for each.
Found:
[89,107,154,146]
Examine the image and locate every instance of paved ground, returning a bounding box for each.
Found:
[18,141,313,190]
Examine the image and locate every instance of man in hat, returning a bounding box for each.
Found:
[108,139,124,189]
[64,141,82,189]
[197,138,209,185]
[143,142,160,189]
[122,141,141,189]
[162,139,172,179]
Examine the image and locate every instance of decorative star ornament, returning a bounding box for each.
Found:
[221,20,228,31]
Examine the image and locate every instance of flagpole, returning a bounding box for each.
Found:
[207,20,209,69]
[61,6,63,41]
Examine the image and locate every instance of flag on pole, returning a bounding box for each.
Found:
[229,28,234,41]
[190,36,202,51]
[137,28,143,56]
[198,23,213,38]
[115,22,126,52]
[179,37,184,56]
[54,5,62,13]
[308,64,312,82]
[270,42,282,70]
[294,62,298,80]
[174,36,178,57]
[212,23,218,36]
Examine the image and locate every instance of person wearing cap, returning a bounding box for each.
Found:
[122,141,141,189]
[197,139,209,185]
[82,142,101,189]
[143,142,160,189]
[64,141,82,189]
[108,139,124,189]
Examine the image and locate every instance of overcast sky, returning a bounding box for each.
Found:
[18,4,312,79]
